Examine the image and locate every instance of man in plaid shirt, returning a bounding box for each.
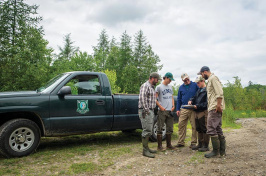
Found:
[138,72,161,158]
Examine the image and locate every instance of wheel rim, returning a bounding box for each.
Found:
[9,127,35,152]
[153,122,166,138]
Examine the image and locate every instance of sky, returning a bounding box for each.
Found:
[27,0,266,87]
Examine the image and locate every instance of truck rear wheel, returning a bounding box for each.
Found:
[0,119,41,158]
[150,116,166,142]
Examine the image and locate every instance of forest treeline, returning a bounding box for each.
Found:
[0,0,265,112]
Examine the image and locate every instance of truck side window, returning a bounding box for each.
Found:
[65,75,101,95]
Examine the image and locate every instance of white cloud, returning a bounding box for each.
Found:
[27,0,266,87]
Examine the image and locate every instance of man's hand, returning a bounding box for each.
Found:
[216,105,223,113]
[194,105,197,109]
[171,106,175,112]
[159,106,166,111]
[216,98,223,113]
[142,111,146,119]
[142,110,150,118]
[188,101,192,105]
[176,111,180,116]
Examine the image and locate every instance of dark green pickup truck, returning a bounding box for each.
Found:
[0,71,178,158]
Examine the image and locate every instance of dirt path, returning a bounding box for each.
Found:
[102,118,266,176]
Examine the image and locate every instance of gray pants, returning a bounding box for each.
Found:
[139,109,154,138]
[207,110,223,136]
[157,110,174,134]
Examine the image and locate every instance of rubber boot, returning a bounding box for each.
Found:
[219,135,226,156]
[198,133,210,152]
[166,134,176,150]
[192,133,203,150]
[142,137,155,158]
[145,136,157,153]
[157,134,165,151]
[204,136,220,158]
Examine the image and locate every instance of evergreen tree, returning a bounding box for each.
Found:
[120,30,163,93]
[0,0,52,91]
[105,36,119,71]
[58,33,79,61]
[52,33,79,73]
[69,51,95,72]
[117,31,133,92]
[93,29,109,71]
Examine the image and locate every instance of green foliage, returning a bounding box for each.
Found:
[103,69,121,94]
[52,33,80,74]
[221,76,265,126]
[58,33,79,60]
[93,29,109,71]
[93,30,162,93]
[172,83,180,96]
[0,0,53,91]
[224,76,265,110]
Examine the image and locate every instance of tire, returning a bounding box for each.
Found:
[149,116,166,142]
[0,119,41,158]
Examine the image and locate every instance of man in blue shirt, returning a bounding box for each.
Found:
[176,73,199,148]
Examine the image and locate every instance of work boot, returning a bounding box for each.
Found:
[157,134,165,151]
[192,133,203,150]
[142,137,155,158]
[198,133,210,152]
[166,134,176,150]
[219,135,226,156]
[145,136,156,153]
[204,136,220,158]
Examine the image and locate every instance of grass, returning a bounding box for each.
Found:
[0,112,264,175]
[70,162,98,174]
[222,109,266,128]
[0,130,142,175]
[186,152,205,165]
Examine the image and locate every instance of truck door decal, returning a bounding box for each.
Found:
[77,100,89,114]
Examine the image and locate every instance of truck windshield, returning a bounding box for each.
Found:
[37,73,70,93]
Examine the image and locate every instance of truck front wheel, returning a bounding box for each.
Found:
[0,119,41,158]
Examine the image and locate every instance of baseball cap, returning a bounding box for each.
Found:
[198,66,210,75]
[195,75,205,82]
[181,73,189,81]
[150,72,162,80]
[164,72,175,81]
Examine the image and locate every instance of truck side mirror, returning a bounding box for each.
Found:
[57,86,71,96]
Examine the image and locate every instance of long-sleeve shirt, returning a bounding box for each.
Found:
[206,73,225,111]
[138,80,156,112]
[176,81,198,111]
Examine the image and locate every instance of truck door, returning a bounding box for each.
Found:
[49,74,113,135]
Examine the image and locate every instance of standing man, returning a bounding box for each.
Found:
[188,75,210,152]
[138,72,161,158]
[155,72,176,151]
[199,66,226,158]
[175,73,199,148]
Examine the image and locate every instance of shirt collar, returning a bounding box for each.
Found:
[146,80,155,88]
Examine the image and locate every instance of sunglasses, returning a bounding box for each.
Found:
[183,79,189,82]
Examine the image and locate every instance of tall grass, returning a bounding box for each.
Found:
[222,107,266,128]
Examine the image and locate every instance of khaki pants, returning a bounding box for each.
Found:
[177,109,197,145]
